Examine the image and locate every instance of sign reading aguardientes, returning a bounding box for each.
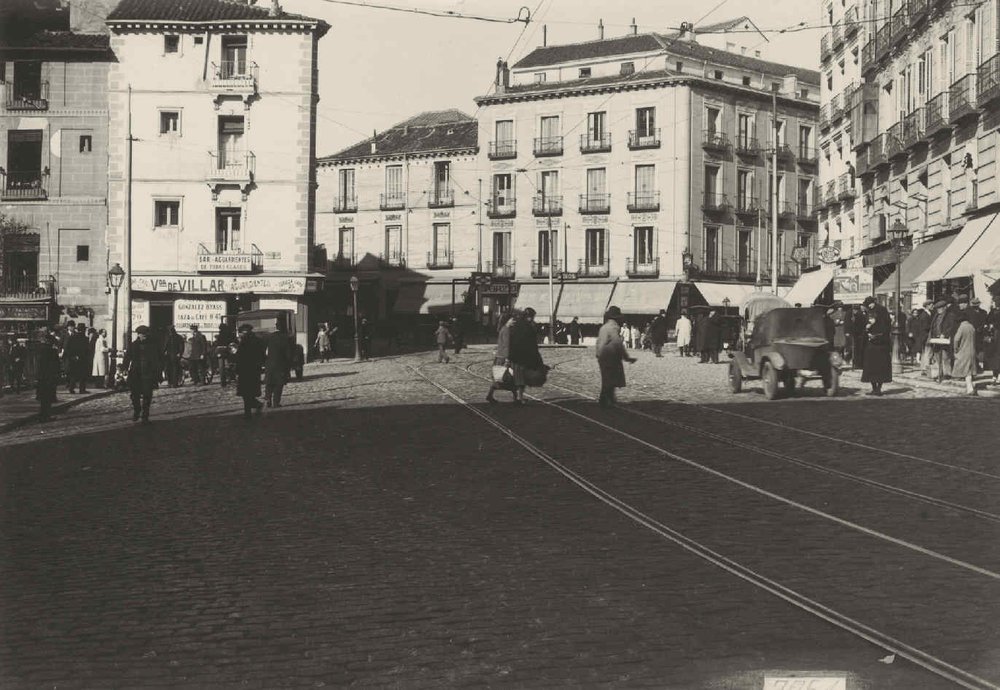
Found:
[196,253,254,273]
[132,275,307,295]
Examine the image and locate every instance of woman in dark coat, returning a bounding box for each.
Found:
[36,334,62,421]
[234,324,265,418]
[507,307,544,405]
[861,297,892,395]
[850,305,867,368]
[984,304,1000,384]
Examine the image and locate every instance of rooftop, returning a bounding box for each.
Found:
[319,110,478,164]
[107,0,327,29]
[0,30,111,51]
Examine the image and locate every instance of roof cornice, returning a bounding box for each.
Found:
[107,18,328,35]
[318,146,479,167]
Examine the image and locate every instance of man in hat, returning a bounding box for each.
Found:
[264,318,293,408]
[64,322,91,393]
[162,325,185,387]
[969,296,988,372]
[927,298,957,380]
[649,309,668,357]
[910,300,933,367]
[35,333,61,421]
[596,306,637,408]
[861,296,893,395]
[434,320,452,363]
[184,324,209,384]
[234,324,265,418]
[123,325,160,422]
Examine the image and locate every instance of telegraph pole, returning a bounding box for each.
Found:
[476,177,483,272]
[771,87,779,296]
[124,84,134,348]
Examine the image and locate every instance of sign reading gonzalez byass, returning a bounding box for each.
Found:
[132,275,307,295]
[174,300,226,331]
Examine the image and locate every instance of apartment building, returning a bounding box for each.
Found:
[105,0,329,353]
[475,24,820,325]
[0,0,115,336]
[856,0,1000,307]
[315,110,479,323]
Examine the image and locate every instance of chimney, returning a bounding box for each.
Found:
[543,24,547,47]
[371,130,377,154]
[630,18,637,35]
[598,19,604,40]
[501,61,510,88]
[495,57,504,87]
[678,21,696,42]
[269,0,281,17]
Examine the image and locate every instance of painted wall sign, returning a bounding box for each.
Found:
[490,219,515,229]
[131,300,149,329]
[197,253,254,273]
[631,213,659,223]
[433,211,451,219]
[582,215,609,226]
[0,303,49,321]
[132,275,307,295]
[337,216,355,223]
[174,299,226,331]
[384,213,402,221]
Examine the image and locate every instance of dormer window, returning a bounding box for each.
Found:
[620,62,635,76]
[714,70,724,80]
[579,67,592,78]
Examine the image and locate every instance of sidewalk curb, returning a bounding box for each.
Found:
[0,389,119,435]
[840,369,1000,398]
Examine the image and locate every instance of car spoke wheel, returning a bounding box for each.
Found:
[728,361,743,393]
[762,361,779,400]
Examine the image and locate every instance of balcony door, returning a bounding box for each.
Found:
[798,178,812,211]
[635,164,654,205]
[634,226,654,265]
[540,115,560,141]
[538,230,557,267]
[704,226,719,271]
[586,167,606,206]
[704,165,720,202]
[738,228,753,276]
[737,112,753,148]
[216,207,241,252]
[493,173,512,207]
[338,226,354,262]
[338,168,355,206]
[1,232,39,292]
[12,61,42,101]
[737,169,753,209]
[587,111,606,143]
[585,228,605,267]
[221,36,248,77]
[218,116,244,169]
[636,107,656,138]
[433,223,450,264]
[492,232,511,267]
[6,130,43,191]
[385,165,403,203]
[539,170,559,211]
[385,225,402,264]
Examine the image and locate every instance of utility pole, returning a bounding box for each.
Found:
[547,210,555,344]
[124,84,134,349]
[771,87,780,296]
[756,207,763,286]
[476,177,483,272]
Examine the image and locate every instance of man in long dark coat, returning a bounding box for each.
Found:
[909,301,932,366]
[702,309,723,363]
[596,306,636,408]
[123,325,160,422]
[850,305,867,369]
[264,319,293,408]
[161,325,185,387]
[64,322,90,393]
[234,324,265,418]
[649,309,668,357]
[35,334,61,422]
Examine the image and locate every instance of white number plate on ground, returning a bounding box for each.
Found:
[763,676,846,690]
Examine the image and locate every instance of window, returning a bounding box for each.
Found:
[76,245,89,262]
[705,106,721,135]
[539,115,560,139]
[584,168,606,210]
[385,165,403,201]
[704,165,720,198]
[494,119,514,157]
[772,81,782,92]
[800,88,810,99]
[433,223,450,263]
[164,35,179,53]
[216,207,241,252]
[154,200,180,228]
[676,61,683,71]
[385,225,402,264]
[704,226,719,270]
[742,76,752,86]
[620,62,635,75]
[159,110,180,135]
[799,125,813,156]
[79,135,92,153]
[714,70,724,80]
[539,170,559,207]
[798,178,813,213]
[586,228,606,267]
[737,229,753,275]
[579,67,591,78]
[217,116,244,166]
[338,169,356,206]
[634,226,654,264]
[737,169,754,208]
[221,36,248,77]
[492,173,513,211]
[586,111,607,144]
[634,164,655,203]
[7,129,43,190]
[432,161,451,203]
[774,119,786,146]
[534,72,546,83]
[636,107,656,137]
[537,229,558,267]
[194,36,204,45]
[11,61,43,102]
[492,232,512,267]
[338,227,354,261]
[737,113,754,148]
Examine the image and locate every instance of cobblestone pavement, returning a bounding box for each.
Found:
[0,348,996,688]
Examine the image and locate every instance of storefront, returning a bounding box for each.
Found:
[0,300,53,339]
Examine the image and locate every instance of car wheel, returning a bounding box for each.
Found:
[762,361,780,400]
[783,370,797,396]
[825,367,840,397]
[728,360,743,393]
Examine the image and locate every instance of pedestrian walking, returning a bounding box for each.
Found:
[264,319,293,408]
[64,322,90,393]
[827,302,847,358]
[568,317,581,345]
[649,309,668,357]
[234,324,265,418]
[985,302,1000,384]
[92,328,109,388]
[850,305,867,369]
[952,310,978,396]
[35,333,61,422]
[314,324,332,362]
[675,310,692,356]
[912,300,933,367]
[435,320,452,363]
[359,317,373,360]
[507,307,545,405]
[927,298,957,380]
[861,296,892,395]
[596,306,637,408]
[451,317,465,355]
[969,297,988,372]
[702,309,723,363]
[9,338,27,393]
[183,325,209,384]
[486,311,517,404]
[162,325,184,387]
[123,325,159,422]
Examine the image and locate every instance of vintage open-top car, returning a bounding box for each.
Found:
[728,307,843,399]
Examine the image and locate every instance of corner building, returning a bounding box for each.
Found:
[105,0,329,353]
[475,27,820,328]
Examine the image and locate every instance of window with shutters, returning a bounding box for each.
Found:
[585,228,606,269]
[154,200,181,228]
[216,207,241,252]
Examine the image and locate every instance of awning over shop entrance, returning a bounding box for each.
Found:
[394,282,458,315]
[556,282,614,324]
[514,282,561,323]
[914,214,1000,285]
[875,233,958,294]
[610,281,676,314]
[692,282,759,308]
[783,266,836,306]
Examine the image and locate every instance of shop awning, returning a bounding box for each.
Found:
[783,266,835,306]
[693,282,759,308]
[610,281,676,314]
[556,282,615,324]
[875,233,958,294]
[514,282,562,323]
[914,213,1000,284]
[394,282,458,315]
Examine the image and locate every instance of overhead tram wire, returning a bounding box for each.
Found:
[310,0,530,24]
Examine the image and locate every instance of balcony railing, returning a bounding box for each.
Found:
[628,129,661,149]
[902,107,926,148]
[824,180,838,206]
[856,146,871,178]
[886,122,906,160]
[532,195,563,216]
[210,61,258,92]
[777,200,797,218]
[797,200,816,219]
[1,170,48,201]
[838,173,856,200]
[380,192,406,210]
[772,142,795,160]
[487,196,516,218]
[819,103,832,130]
[702,130,730,151]
[832,20,844,48]
[207,151,255,182]
[4,81,49,111]
[488,140,517,160]
[698,259,760,282]
[331,253,355,270]
[977,54,1000,107]
[426,251,453,270]
[869,133,888,169]
[735,135,761,157]
[580,132,612,153]
[533,136,563,157]
[627,191,660,212]
[702,193,731,213]
[196,243,263,273]
[925,92,950,137]
[578,259,610,278]
[626,257,659,278]
[798,146,818,165]
[333,195,358,213]
[379,252,407,268]
[485,261,515,278]
[579,193,610,214]
[949,74,978,123]
[0,277,54,301]
[875,22,891,60]
[845,6,859,35]
[831,93,845,122]
[530,260,562,278]
[821,34,832,61]
[891,3,908,44]
[735,196,761,217]
[862,41,875,71]
[427,187,454,208]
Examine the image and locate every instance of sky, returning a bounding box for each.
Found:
[280,0,824,156]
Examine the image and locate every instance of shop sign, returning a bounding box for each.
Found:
[197,253,254,273]
[174,299,226,331]
[131,300,149,329]
[433,211,451,219]
[817,244,841,264]
[631,213,658,223]
[0,303,49,321]
[582,215,609,226]
[490,219,514,229]
[132,275,307,295]
[384,213,402,221]
[337,216,355,224]
[481,281,519,296]
[833,267,874,304]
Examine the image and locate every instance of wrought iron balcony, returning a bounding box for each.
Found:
[819,104,831,131]
[379,252,407,268]
[910,0,928,22]
[426,250,453,270]
[427,187,454,208]
[206,151,255,183]
[875,22,890,60]
[1,169,48,201]
[626,257,659,278]
[925,92,950,138]
[627,191,660,212]
[832,20,844,48]
[485,261,515,278]
[838,173,856,201]
[891,3,908,44]
[4,80,48,111]
[735,135,761,157]
[579,193,610,214]
[578,259,610,278]
[977,54,1000,108]
[885,122,906,160]
[210,61,258,93]
[821,34,832,62]
[845,6,860,35]
[777,200,797,218]
[580,132,612,153]
[735,196,761,218]
[798,146,818,165]
[902,107,926,148]
[831,93,845,122]
[628,129,661,149]
[702,130,730,152]
[861,41,875,71]
[487,196,516,218]
[856,146,871,178]
[698,259,760,282]
[532,195,563,216]
[380,192,406,211]
[533,136,563,157]
[530,260,562,278]
[797,200,816,219]
[949,74,978,123]
[702,193,731,213]
[824,180,838,206]
[772,142,795,160]
[488,140,517,160]
[0,277,54,301]
[869,133,888,169]
[333,195,358,213]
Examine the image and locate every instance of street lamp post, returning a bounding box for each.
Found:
[888,219,907,374]
[350,275,361,364]
[107,263,125,388]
